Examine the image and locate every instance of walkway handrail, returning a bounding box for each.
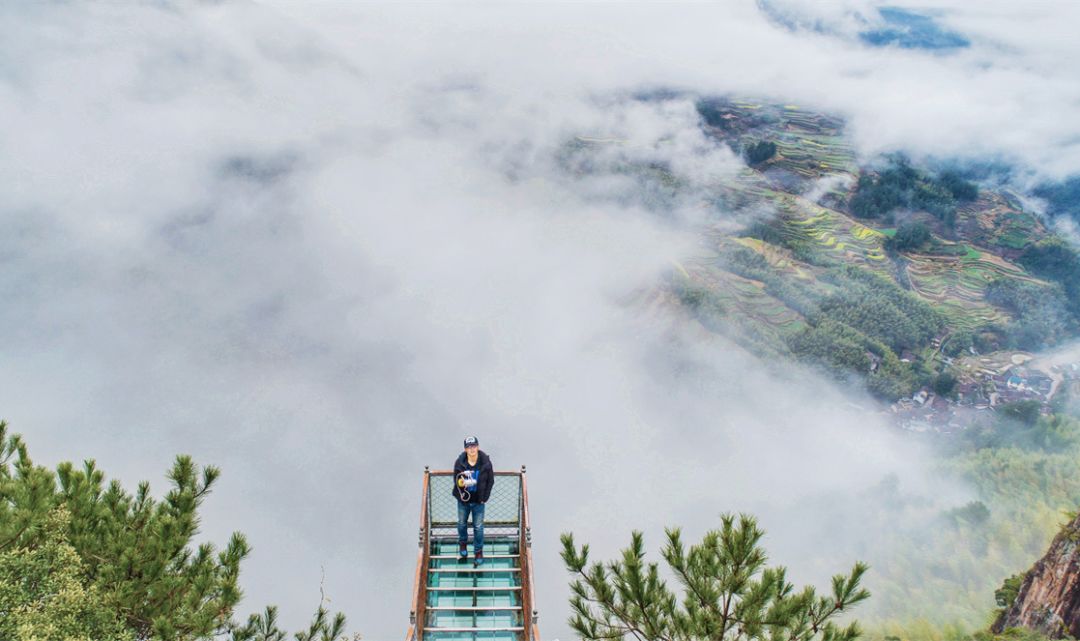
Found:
[405,467,431,641]
[520,465,540,641]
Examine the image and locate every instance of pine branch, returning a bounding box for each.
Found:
[564,515,870,641]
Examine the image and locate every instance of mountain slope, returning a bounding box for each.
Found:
[580,95,1080,404]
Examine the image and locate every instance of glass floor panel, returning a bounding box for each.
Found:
[423,631,521,641]
[427,610,523,628]
[431,539,520,556]
[427,572,519,588]
[426,591,521,608]
[423,530,526,639]
[430,557,517,569]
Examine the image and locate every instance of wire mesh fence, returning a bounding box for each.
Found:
[428,472,522,539]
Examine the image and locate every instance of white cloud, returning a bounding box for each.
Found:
[1,1,1077,637]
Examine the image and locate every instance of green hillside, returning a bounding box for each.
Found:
[607,96,1079,401]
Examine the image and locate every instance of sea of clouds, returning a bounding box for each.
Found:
[2,1,1079,637]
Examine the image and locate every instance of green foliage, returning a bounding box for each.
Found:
[848,159,973,228]
[868,353,922,400]
[942,330,975,357]
[696,99,776,132]
[664,103,1080,641]
[676,282,728,326]
[561,514,871,641]
[938,172,979,202]
[720,245,772,285]
[1061,511,1080,543]
[0,505,127,641]
[229,605,354,641]
[1027,414,1080,451]
[670,266,799,361]
[933,372,958,398]
[1018,237,1080,282]
[969,629,1056,641]
[52,457,247,639]
[849,162,918,219]
[1018,237,1080,319]
[785,318,918,399]
[721,242,946,384]
[721,246,823,316]
[743,222,838,267]
[744,141,778,165]
[886,222,931,252]
[958,409,1080,452]
[943,501,991,527]
[818,267,945,353]
[230,607,289,641]
[1033,176,1080,221]
[711,253,940,399]
[999,401,1041,427]
[783,265,943,398]
[993,573,1025,611]
[789,319,873,377]
[984,279,1075,350]
[822,400,1080,641]
[0,421,356,641]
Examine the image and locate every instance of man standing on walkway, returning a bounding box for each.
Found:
[452,435,494,566]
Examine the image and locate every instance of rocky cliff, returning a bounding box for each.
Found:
[993,513,1080,639]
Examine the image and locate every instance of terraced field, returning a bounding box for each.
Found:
[713,166,890,270]
[711,138,1049,337]
[769,105,858,178]
[904,247,1042,329]
[776,195,892,270]
[959,193,1046,252]
[701,99,857,182]
[605,96,1070,380]
[698,190,1050,346]
[729,237,817,282]
[688,266,807,335]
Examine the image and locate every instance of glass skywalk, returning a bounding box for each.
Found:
[407,469,538,641]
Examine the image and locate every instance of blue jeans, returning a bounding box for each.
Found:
[457,502,485,552]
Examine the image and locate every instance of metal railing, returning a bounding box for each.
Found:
[405,471,430,641]
[407,466,538,641]
[428,469,523,538]
[520,467,540,641]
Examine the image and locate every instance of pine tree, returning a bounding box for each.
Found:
[229,605,355,641]
[561,513,870,641]
[0,420,357,641]
[0,420,249,639]
[0,505,126,641]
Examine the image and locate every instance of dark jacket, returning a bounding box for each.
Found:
[451,450,494,504]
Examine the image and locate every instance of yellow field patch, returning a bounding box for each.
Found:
[733,237,765,251]
[852,225,883,240]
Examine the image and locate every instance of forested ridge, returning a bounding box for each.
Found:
[618,97,1080,401]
